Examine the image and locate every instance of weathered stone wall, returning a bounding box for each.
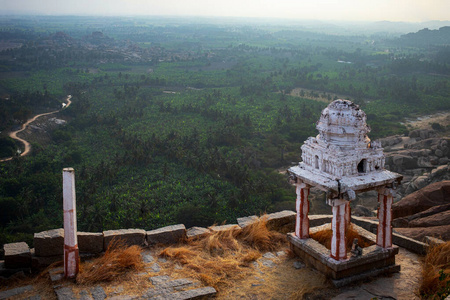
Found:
[1,210,297,271]
[2,209,437,273]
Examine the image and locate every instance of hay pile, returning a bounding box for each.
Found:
[309,224,374,252]
[76,239,144,284]
[420,241,450,299]
[160,216,286,289]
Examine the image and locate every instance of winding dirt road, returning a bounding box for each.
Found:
[0,95,72,162]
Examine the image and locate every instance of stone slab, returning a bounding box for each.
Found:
[54,286,76,300]
[208,224,239,232]
[331,264,401,288]
[103,228,146,250]
[351,216,378,234]
[266,210,296,231]
[78,232,103,254]
[0,285,33,300]
[288,165,402,194]
[150,275,171,285]
[186,227,210,239]
[90,286,107,300]
[34,228,64,257]
[157,278,193,289]
[4,242,31,269]
[309,215,333,227]
[166,286,217,300]
[237,215,259,228]
[392,232,428,255]
[49,267,64,282]
[142,253,154,263]
[147,224,186,245]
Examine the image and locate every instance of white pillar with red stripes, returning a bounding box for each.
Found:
[328,198,348,261]
[344,201,351,233]
[63,168,79,278]
[377,187,395,249]
[295,182,310,239]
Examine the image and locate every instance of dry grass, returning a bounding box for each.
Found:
[76,239,144,285]
[310,224,374,252]
[419,241,450,299]
[160,216,287,291]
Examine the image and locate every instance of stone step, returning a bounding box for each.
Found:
[0,285,34,300]
[152,286,217,300]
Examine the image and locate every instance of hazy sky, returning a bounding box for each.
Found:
[1,0,448,22]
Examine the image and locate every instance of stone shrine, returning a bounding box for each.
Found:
[287,99,403,286]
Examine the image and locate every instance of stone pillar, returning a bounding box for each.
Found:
[328,198,348,260]
[345,201,351,233]
[295,182,310,239]
[63,168,79,278]
[377,187,394,249]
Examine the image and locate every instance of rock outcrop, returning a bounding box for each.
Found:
[392,181,450,219]
[391,181,450,242]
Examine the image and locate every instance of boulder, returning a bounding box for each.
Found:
[391,155,417,170]
[392,181,450,219]
[395,225,450,242]
[78,232,103,254]
[146,224,186,245]
[408,129,436,140]
[4,242,31,269]
[411,176,429,190]
[34,229,64,257]
[409,210,450,228]
[103,229,146,250]
[406,203,450,223]
[439,157,449,165]
[379,136,403,147]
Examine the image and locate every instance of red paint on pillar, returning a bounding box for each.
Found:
[382,195,387,247]
[297,187,310,239]
[64,244,79,278]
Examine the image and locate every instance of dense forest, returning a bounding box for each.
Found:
[0,17,449,247]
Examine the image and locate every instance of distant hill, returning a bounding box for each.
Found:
[394,26,450,47]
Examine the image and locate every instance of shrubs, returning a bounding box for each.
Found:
[420,241,450,299]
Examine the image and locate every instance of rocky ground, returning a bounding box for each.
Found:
[0,245,422,300]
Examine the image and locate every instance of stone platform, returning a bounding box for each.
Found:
[288,224,400,287]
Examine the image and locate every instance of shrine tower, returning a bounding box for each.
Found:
[288,99,402,262]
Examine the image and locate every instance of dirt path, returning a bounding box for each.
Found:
[0,95,72,162]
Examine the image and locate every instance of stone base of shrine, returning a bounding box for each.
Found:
[288,224,400,287]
